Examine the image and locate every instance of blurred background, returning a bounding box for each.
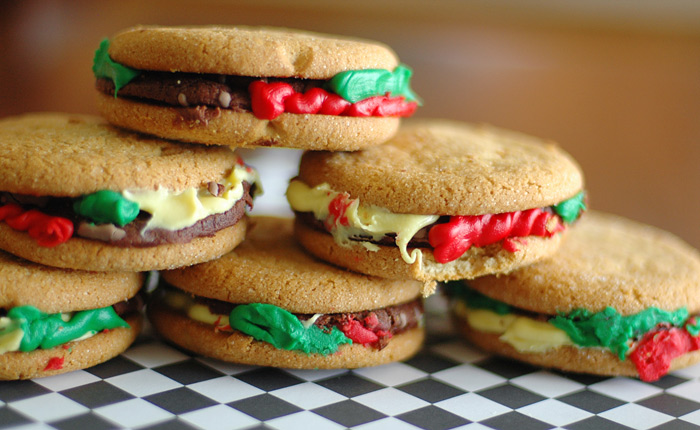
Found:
[1,0,698,248]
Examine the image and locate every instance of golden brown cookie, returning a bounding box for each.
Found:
[93,25,420,150]
[448,211,700,382]
[0,251,144,380]
[0,113,259,271]
[153,216,425,369]
[287,119,586,282]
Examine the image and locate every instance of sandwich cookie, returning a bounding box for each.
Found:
[94,25,420,150]
[0,113,260,271]
[150,217,425,369]
[287,120,586,284]
[447,211,700,382]
[0,250,143,379]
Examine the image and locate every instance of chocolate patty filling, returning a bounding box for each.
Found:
[96,74,325,111]
[2,181,254,248]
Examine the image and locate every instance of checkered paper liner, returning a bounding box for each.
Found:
[2,296,700,430]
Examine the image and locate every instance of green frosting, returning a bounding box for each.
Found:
[73,190,140,227]
[444,281,512,315]
[687,318,700,337]
[326,64,421,104]
[553,191,586,224]
[92,39,140,96]
[550,306,688,359]
[229,303,351,355]
[7,305,130,352]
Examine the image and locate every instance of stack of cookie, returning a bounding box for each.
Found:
[0,111,259,379]
[88,25,427,369]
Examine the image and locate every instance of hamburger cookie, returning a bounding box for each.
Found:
[0,250,144,379]
[447,211,700,382]
[93,25,420,150]
[0,113,260,271]
[150,216,425,369]
[287,120,586,282]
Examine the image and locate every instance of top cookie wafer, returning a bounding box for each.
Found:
[94,25,421,150]
[287,119,586,282]
[108,26,399,78]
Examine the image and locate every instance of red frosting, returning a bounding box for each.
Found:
[249,81,417,120]
[630,327,700,382]
[428,208,564,263]
[0,203,74,247]
[326,193,353,229]
[339,313,392,348]
[44,356,65,371]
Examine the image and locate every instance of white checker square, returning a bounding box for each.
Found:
[353,417,422,430]
[121,342,189,368]
[510,371,585,398]
[668,381,700,402]
[430,341,489,364]
[32,370,100,392]
[353,362,427,386]
[452,424,501,430]
[9,393,88,422]
[432,363,505,392]
[106,368,182,397]
[435,393,510,422]
[681,409,700,426]
[271,382,346,410]
[599,403,673,430]
[94,398,173,428]
[195,357,257,375]
[588,377,662,402]
[267,410,345,430]
[284,368,348,382]
[353,387,429,416]
[180,404,259,430]
[517,399,593,426]
[188,376,264,404]
[1,424,57,430]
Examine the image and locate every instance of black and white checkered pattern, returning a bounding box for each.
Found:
[2,296,700,430]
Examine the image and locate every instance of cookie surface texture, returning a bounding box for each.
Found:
[108,25,399,78]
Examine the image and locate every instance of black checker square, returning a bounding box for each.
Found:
[474,356,539,379]
[564,416,635,430]
[650,420,700,430]
[153,359,224,385]
[235,368,304,392]
[557,389,627,414]
[51,412,118,430]
[316,373,383,397]
[136,418,202,430]
[0,379,50,402]
[313,399,386,428]
[145,387,218,415]
[647,374,692,390]
[637,393,700,417]
[85,355,145,379]
[480,411,553,430]
[61,381,135,408]
[404,351,461,373]
[229,393,302,421]
[477,383,547,409]
[0,406,33,429]
[397,378,465,403]
[396,405,470,430]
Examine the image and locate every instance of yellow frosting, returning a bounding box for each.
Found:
[123,162,259,232]
[164,289,230,328]
[286,180,439,264]
[454,301,573,353]
[0,317,23,354]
